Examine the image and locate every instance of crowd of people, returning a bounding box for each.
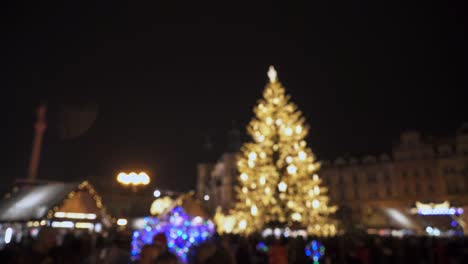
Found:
[1,228,468,264]
[186,234,468,264]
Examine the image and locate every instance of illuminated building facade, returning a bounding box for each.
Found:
[197,124,468,233]
[0,181,112,248]
[196,125,241,214]
[319,124,468,232]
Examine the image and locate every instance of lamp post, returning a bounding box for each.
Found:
[116,172,151,220]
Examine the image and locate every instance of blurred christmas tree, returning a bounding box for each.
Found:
[215,66,337,236]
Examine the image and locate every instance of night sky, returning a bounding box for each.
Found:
[1,1,467,193]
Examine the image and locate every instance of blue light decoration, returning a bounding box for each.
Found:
[451,220,458,227]
[131,206,215,263]
[305,240,325,264]
[256,241,269,253]
[414,201,464,216]
[418,207,464,215]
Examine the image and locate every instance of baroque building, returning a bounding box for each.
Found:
[196,124,241,214]
[320,123,468,231]
[197,123,468,232]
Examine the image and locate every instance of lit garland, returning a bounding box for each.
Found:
[214,66,337,236]
[45,181,112,226]
[412,201,464,215]
[131,206,215,263]
[305,240,325,264]
[256,241,269,252]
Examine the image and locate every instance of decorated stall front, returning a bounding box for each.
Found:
[365,201,465,236]
[0,181,112,248]
[131,192,215,263]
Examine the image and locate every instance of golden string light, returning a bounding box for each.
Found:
[213,66,337,236]
[240,173,248,181]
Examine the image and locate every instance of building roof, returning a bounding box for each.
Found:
[0,182,84,222]
[162,192,210,219]
[366,207,459,232]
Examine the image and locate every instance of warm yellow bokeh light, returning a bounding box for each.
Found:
[278,182,287,192]
[298,151,307,160]
[267,65,277,82]
[295,125,302,134]
[150,196,173,215]
[240,173,248,181]
[117,218,127,226]
[117,171,150,186]
[222,216,236,233]
[249,152,257,161]
[259,176,266,185]
[313,174,319,181]
[292,212,302,221]
[251,205,258,216]
[213,66,337,236]
[287,165,297,175]
[312,199,320,208]
[238,219,247,230]
[266,117,273,125]
[314,186,320,195]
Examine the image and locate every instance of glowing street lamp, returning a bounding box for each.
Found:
[116,171,151,223]
[117,171,150,191]
[153,189,161,198]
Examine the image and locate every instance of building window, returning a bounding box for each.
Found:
[367,173,377,184]
[386,185,392,196]
[215,179,222,187]
[425,168,431,178]
[339,175,344,185]
[456,180,465,193]
[444,166,456,175]
[428,184,435,192]
[339,190,345,200]
[415,183,422,194]
[354,188,360,199]
[383,172,390,182]
[402,171,408,179]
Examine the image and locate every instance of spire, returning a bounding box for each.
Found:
[28,102,47,181]
[200,136,216,163]
[267,65,278,83]
[202,136,213,152]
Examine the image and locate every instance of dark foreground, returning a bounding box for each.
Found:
[1,228,468,264]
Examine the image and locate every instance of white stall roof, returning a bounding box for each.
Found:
[0,183,78,222]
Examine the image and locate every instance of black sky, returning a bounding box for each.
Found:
[1,1,467,193]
